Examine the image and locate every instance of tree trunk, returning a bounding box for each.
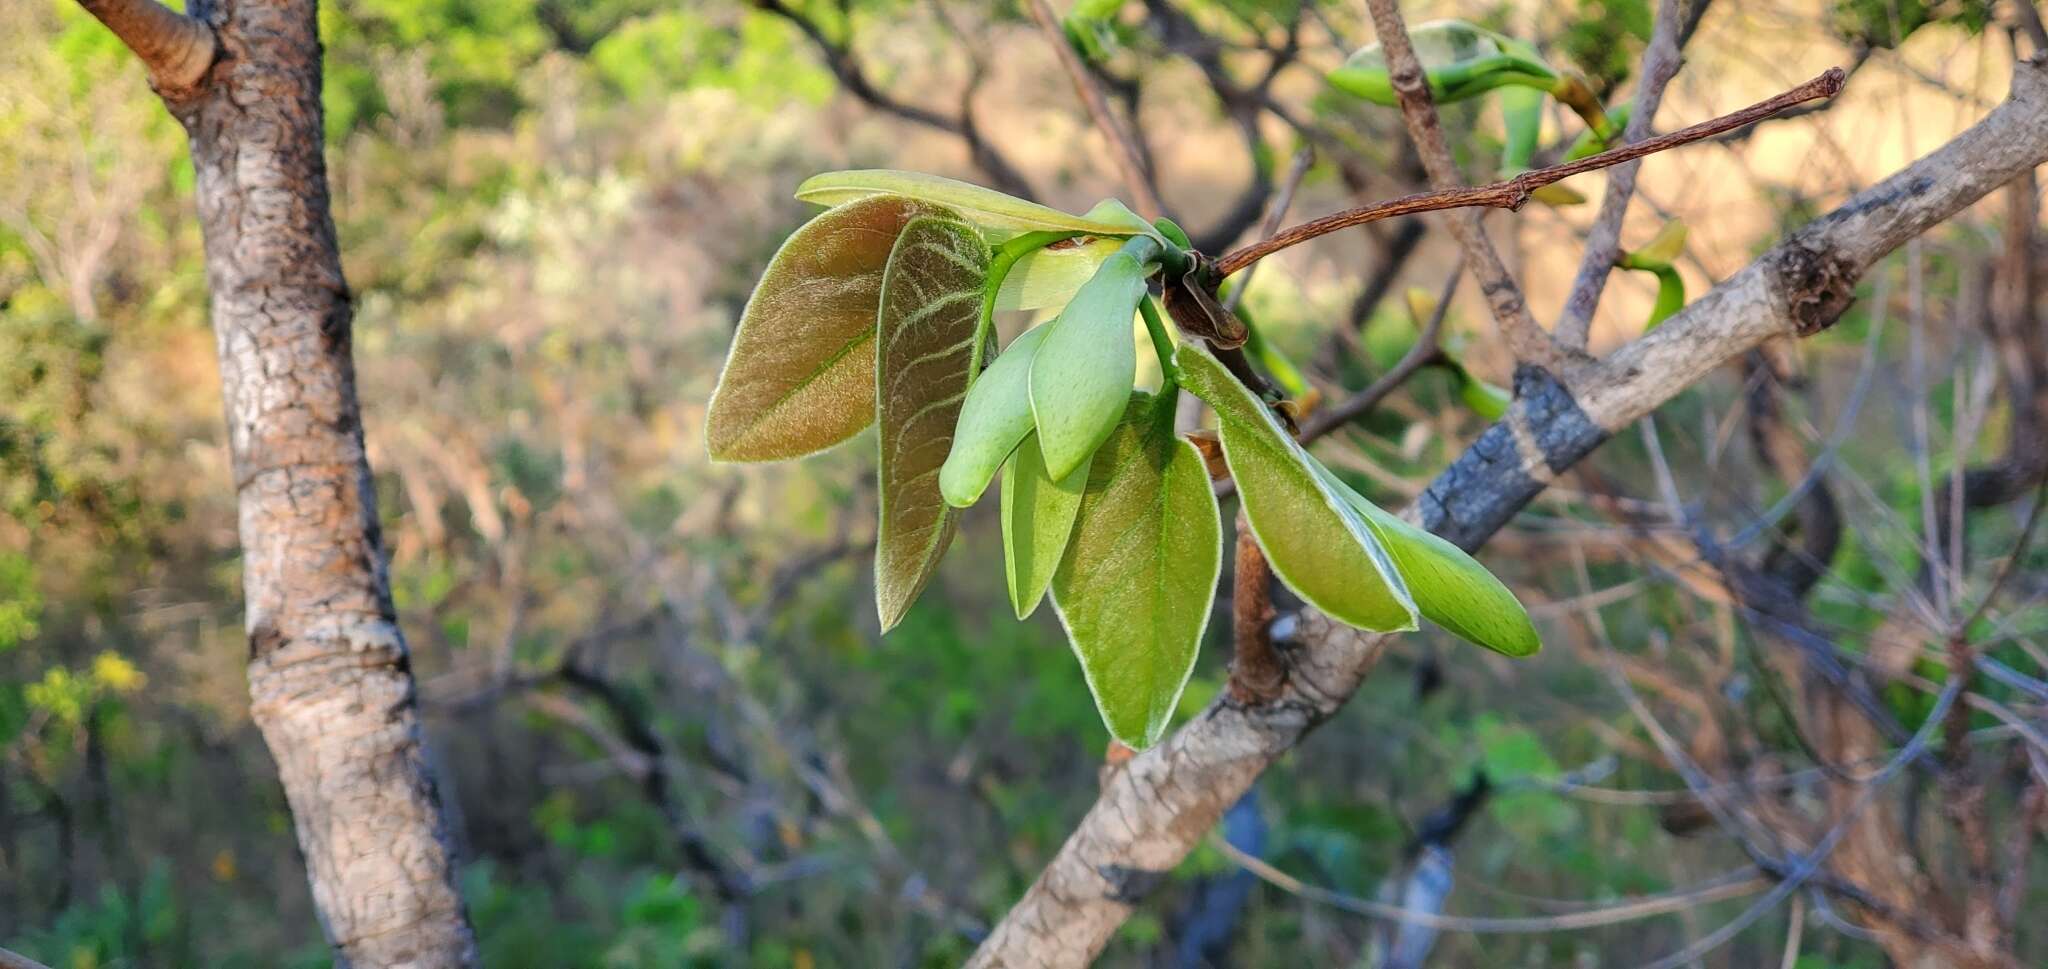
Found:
[77,0,481,963]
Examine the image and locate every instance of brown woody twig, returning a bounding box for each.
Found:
[1027,0,1168,218]
[1214,68,1847,278]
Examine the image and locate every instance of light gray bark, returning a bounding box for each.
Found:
[968,52,2048,969]
[77,0,479,964]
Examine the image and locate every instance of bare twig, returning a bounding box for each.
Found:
[1555,0,1691,350]
[1026,0,1167,218]
[1222,146,1315,314]
[1227,518,1283,703]
[1211,836,1769,933]
[1638,676,1964,969]
[1215,68,1847,277]
[1299,262,1463,444]
[752,0,1035,197]
[1359,0,1560,369]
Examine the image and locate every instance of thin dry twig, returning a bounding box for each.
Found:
[1026,0,1167,218]
[1299,262,1464,444]
[1222,146,1316,313]
[1210,836,1769,933]
[1359,0,1559,368]
[1555,0,1691,350]
[1214,68,1846,277]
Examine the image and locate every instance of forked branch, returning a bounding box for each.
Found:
[75,0,214,100]
[1213,68,1846,277]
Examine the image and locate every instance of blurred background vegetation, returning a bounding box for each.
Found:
[2,0,2041,966]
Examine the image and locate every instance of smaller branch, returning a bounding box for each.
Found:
[1299,262,1463,445]
[1361,0,1557,369]
[1214,68,1846,277]
[1226,518,1284,703]
[1555,0,1690,350]
[75,0,214,100]
[1027,0,1168,218]
[753,0,1035,198]
[1222,146,1314,313]
[1211,835,1770,933]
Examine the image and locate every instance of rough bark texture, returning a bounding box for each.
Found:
[967,53,2048,969]
[87,0,482,964]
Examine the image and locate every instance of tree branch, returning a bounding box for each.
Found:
[1214,69,1847,276]
[74,0,214,100]
[751,0,1035,198]
[1555,0,1692,350]
[965,51,2048,969]
[1360,0,1562,370]
[1026,0,1166,218]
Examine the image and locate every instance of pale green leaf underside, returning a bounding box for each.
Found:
[1001,431,1090,620]
[1177,344,1418,633]
[1315,464,1541,657]
[706,196,930,461]
[941,324,1051,508]
[796,170,1144,239]
[996,237,1123,311]
[1029,247,1153,481]
[1051,395,1220,749]
[875,212,989,630]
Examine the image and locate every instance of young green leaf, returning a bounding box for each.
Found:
[1456,367,1512,420]
[1315,464,1540,657]
[1620,222,1689,330]
[1177,344,1418,632]
[796,170,1144,238]
[1029,236,1161,480]
[1499,84,1545,174]
[1627,220,1689,266]
[1001,431,1091,619]
[940,324,1052,508]
[1050,395,1220,749]
[706,195,931,461]
[995,237,1123,311]
[1330,20,1554,106]
[1642,267,1685,330]
[875,213,991,630]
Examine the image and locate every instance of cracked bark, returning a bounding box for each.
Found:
[74,0,479,964]
[966,53,2048,969]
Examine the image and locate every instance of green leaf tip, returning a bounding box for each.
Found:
[1050,393,1219,749]
[1178,346,1538,658]
[1002,432,1090,620]
[1029,236,1162,481]
[1177,344,1417,633]
[941,325,1052,508]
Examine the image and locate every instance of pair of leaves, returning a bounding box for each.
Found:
[703,193,992,630]
[939,234,1160,505]
[705,195,934,462]
[1178,345,1538,657]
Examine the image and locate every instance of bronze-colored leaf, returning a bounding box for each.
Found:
[875,213,991,629]
[706,196,931,462]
